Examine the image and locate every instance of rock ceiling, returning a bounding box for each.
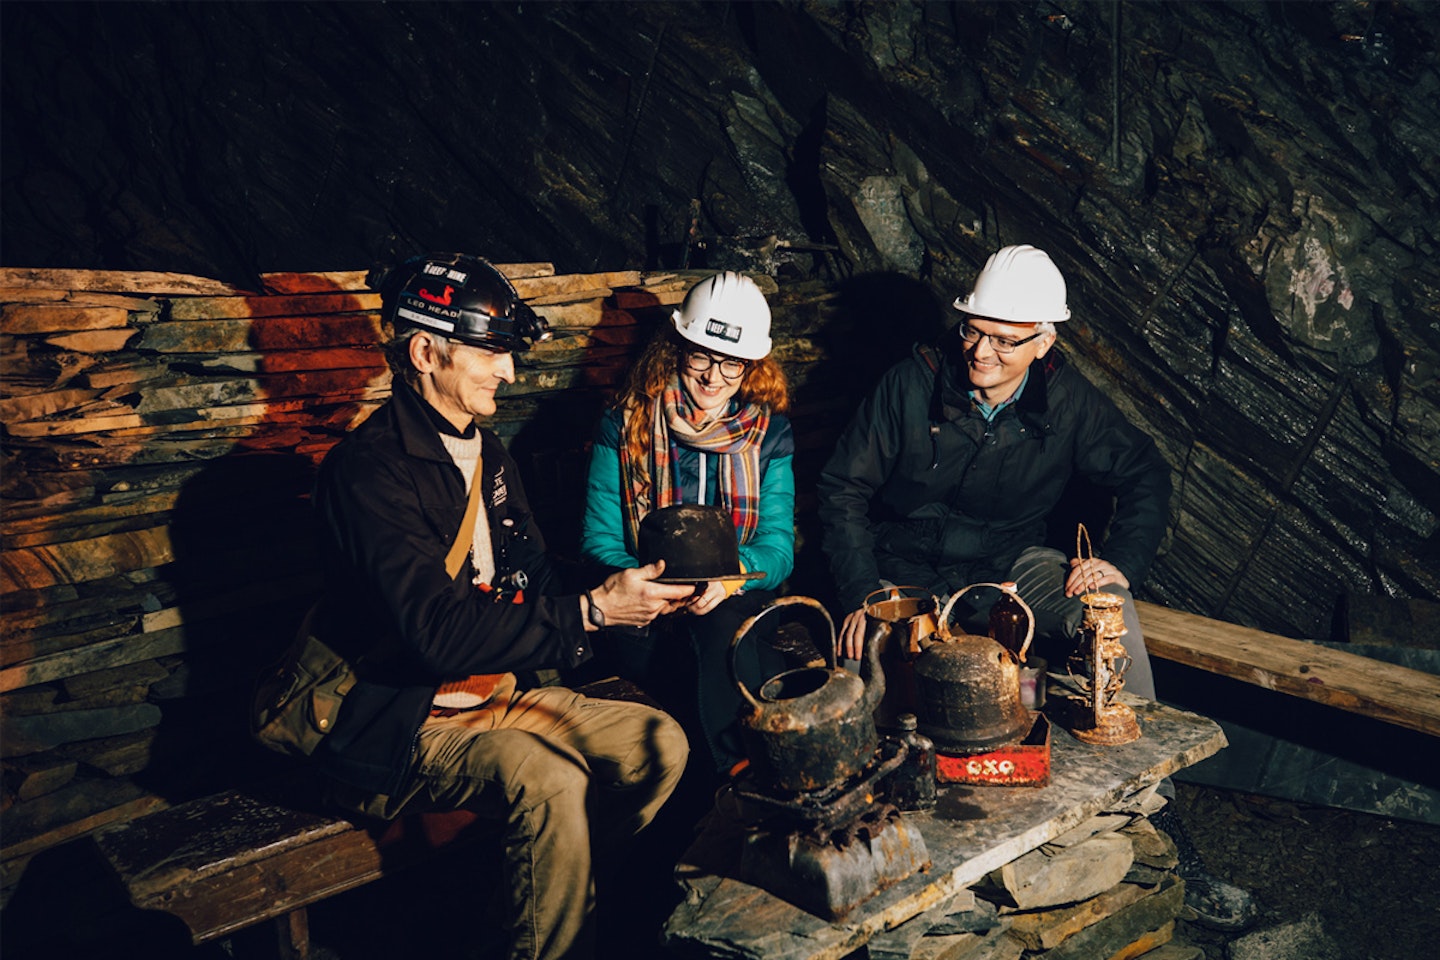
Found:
[3,0,1437,638]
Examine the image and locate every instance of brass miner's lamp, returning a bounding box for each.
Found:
[1065,526,1142,745]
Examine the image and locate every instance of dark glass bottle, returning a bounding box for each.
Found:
[990,582,1029,661]
[887,713,937,811]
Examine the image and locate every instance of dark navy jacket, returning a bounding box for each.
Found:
[311,381,590,797]
[817,343,1172,612]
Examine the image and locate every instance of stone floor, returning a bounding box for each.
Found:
[5,775,1437,959]
[1164,782,1440,960]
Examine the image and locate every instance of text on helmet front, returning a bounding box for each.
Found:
[705,318,742,344]
[423,263,470,283]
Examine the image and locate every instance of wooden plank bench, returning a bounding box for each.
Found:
[1136,600,1440,738]
[93,782,482,959]
[89,675,654,959]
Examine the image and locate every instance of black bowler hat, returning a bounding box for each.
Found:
[637,505,768,584]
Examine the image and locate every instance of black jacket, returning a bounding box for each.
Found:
[311,382,590,796]
[817,343,1172,612]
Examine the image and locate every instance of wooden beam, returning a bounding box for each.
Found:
[1135,600,1440,737]
[43,329,141,353]
[1,793,170,864]
[135,313,383,353]
[0,289,160,312]
[0,269,250,297]
[1,304,133,334]
[165,293,380,321]
[0,625,187,693]
[0,527,175,594]
[258,262,556,294]
[3,390,388,438]
[0,388,105,424]
[510,270,643,300]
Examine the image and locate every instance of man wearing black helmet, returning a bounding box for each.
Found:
[306,253,697,960]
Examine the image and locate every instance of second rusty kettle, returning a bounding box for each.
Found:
[912,582,1035,755]
[861,585,940,729]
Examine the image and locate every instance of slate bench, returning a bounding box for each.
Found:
[90,675,654,960]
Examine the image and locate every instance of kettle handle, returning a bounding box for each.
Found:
[863,585,940,662]
[937,581,1035,660]
[862,584,939,608]
[728,596,837,711]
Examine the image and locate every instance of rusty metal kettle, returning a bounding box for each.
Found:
[729,596,885,795]
[913,582,1035,755]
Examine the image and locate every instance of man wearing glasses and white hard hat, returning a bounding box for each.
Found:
[818,244,1255,931]
[820,243,1170,674]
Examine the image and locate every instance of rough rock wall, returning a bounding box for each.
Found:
[3,0,1437,639]
[779,0,1440,636]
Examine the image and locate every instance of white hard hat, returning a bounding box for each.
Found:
[954,245,1071,324]
[671,271,773,360]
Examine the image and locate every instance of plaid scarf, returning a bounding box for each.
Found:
[620,378,771,554]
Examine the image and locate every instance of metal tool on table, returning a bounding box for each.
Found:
[730,596,884,795]
[860,585,939,731]
[912,581,1036,755]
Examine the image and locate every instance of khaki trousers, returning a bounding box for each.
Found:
[332,675,689,960]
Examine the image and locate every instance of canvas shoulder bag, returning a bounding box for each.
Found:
[250,604,357,758]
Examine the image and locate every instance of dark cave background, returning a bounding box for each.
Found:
[3,3,1440,958]
[5,0,1436,640]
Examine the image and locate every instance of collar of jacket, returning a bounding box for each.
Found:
[933,345,1066,433]
[390,378,471,465]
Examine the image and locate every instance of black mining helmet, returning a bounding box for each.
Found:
[374,252,553,353]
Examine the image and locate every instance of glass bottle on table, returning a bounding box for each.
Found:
[990,581,1029,661]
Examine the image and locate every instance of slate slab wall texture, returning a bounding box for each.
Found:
[5,3,1434,644]
[2,0,1436,754]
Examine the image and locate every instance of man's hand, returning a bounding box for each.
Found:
[839,607,869,660]
[587,560,697,628]
[1065,557,1130,597]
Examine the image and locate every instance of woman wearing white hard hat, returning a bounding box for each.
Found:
[581,271,796,776]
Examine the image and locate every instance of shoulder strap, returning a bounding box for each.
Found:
[918,343,947,425]
[915,342,941,373]
[444,457,485,580]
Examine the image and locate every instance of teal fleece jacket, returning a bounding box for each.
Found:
[581,406,796,590]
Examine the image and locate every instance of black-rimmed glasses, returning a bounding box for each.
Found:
[683,350,750,380]
[957,323,1044,354]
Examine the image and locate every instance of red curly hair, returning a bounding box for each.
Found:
[614,329,790,496]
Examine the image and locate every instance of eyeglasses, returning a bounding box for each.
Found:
[683,350,749,380]
[957,323,1044,354]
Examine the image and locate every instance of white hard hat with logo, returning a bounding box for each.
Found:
[954,245,1071,324]
[672,271,773,360]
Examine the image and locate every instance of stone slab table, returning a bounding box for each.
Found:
[662,695,1226,960]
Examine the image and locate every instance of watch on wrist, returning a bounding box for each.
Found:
[584,590,606,629]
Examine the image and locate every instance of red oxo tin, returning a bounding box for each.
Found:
[935,713,1051,787]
